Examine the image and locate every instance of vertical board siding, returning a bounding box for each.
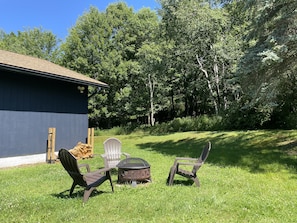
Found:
[0,110,88,157]
[0,70,89,158]
[0,70,87,113]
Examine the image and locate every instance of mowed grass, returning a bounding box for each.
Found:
[1,130,297,222]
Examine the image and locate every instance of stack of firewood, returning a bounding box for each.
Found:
[69,142,93,159]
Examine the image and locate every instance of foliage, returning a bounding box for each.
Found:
[221,101,267,130]
[159,0,243,117]
[95,124,140,136]
[235,0,297,128]
[1,130,297,222]
[59,1,245,128]
[269,75,297,129]
[59,6,113,127]
[0,27,60,61]
[148,115,223,134]
[97,115,223,135]
[129,8,166,126]
[1,0,297,130]
[60,3,164,128]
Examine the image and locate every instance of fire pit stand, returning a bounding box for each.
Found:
[116,157,151,184]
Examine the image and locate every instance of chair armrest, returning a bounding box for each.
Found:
[100,154,107,158]
[176,162,197,166]
[100,154,108,162]
[122,152,130,158]
[78,163,90,172]
[175,157,198,161]
[91,153,101,157]
[92,167,112,174]
[174,157,198,165]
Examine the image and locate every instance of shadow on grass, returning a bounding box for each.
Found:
[137,130,297,174]
[51,188,104,201]
[166,179,196,186]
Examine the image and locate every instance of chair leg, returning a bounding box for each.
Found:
[166,173,170,185]
[83,187,96,203]
[106,171,114,192]
[69,182,76,196]
[109,179,114,192]
[167,166,176,186]
[193,177,200,187]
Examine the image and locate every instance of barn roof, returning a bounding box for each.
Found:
[0,50,108,87]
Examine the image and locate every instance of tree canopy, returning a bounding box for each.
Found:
[0,27,59,61]
[1,0,297,130]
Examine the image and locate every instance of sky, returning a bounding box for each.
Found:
[1,0,160,41]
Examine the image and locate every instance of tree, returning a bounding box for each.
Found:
[236,0,297,128]
[136,40,166,126]
[60,3,163,128]
[0,28,59,61]
[126,8,169,126]
[159,0,242,117]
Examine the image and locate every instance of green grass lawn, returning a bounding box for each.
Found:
[1,130,297,222]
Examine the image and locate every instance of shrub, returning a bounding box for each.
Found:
[149,115,223,134]
[96,115,223,135]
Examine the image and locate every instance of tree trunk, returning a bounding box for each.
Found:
[213,55,221,110]
[170,89,175,119]
[196,54,219,115]
[148,73,155,126]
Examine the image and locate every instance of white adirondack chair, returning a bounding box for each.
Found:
[101,137,130,169]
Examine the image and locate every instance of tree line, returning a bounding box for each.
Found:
[1,0,297,130]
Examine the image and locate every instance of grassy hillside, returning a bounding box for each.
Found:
[1,130,297,222]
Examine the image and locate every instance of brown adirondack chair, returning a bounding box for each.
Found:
[58,148,114,203]
[101,137,130,169]
[167,141,211,187]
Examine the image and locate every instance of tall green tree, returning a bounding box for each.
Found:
[160,0,242,116]
[237,0,297,128]
[136,40,165,126]
[0,28,59,61]
[59,6,115,127]
[130,8,168,126]
[60,3,162,127]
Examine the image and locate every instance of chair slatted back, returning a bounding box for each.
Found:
[58,149,87,187]
[103,138,122,167]
[199,141,211,162]
[192,142,211,174]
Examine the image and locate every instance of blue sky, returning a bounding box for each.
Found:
[1,0,160,40]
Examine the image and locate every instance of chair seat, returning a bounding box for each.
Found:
[177,169,195,178]
[84,172,104,185]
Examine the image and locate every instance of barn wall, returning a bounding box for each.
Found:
[0,69,89,158]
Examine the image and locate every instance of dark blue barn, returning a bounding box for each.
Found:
[0,50,107,158]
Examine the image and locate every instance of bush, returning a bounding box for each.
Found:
[149,115,223,134]
[95,125,138,136]
[96,115,223,135]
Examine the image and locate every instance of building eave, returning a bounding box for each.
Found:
[0,63,108,88]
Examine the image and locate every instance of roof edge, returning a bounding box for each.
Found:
[0,63,108,88]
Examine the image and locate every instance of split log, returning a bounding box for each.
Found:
[69,142,93,159]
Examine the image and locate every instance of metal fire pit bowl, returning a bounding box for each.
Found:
[117,157,151,183]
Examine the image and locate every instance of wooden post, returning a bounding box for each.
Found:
[87,128,94,155]
[47,127,56,163]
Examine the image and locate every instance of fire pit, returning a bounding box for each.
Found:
[116,157,151,183]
